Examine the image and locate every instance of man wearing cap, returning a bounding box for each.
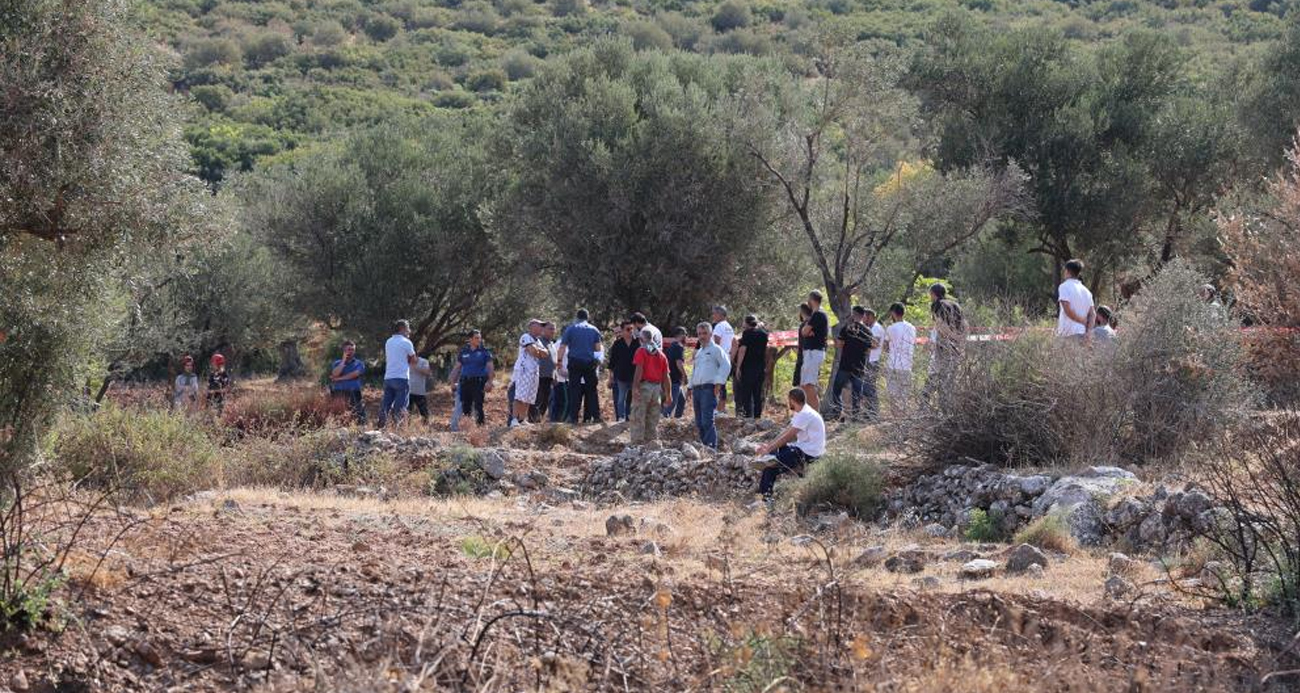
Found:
[329,340,367,423]
[206,353,232,415]
[510,319,551,428]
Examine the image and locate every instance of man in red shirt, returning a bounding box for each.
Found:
[629,326,671,445]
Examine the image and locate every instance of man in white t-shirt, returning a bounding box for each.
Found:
[378,319,417,428]
[863,308,887,420]
[1057,258,1095,341]
[882,302,916,415]
[711,305,736,414]
[751,388,826,500]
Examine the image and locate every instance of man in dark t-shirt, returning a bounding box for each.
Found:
[799,290,830,410]
[832,306,873,420]
[661,326,689,419]
[735,315,769,419]
[607,322,640,422]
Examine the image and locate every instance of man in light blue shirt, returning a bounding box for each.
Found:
[379,320,417,428]
[689,321,731,448]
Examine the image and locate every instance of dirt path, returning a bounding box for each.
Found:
[3,491,1293,692]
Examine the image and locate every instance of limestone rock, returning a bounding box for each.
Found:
[605,514,635,537]
[1005,544,1049,574]
[959,559,998,580]
[854,545,887,568]
[1105,575,1134,599]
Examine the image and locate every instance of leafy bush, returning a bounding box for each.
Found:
[363,14,401,41]
[465,68,507,92]
[242,32,293,68]
[183,37,243,70]
[1013,513,1076,553]
[459,535,512,559]
[963,508,1005,543]
[710,0,752,32]
[220,387,349,434]
[626,20,673,51]
[793,453,885,518]
[49,407,222,503]
[911,261,1255,467]
[190,84,234,113]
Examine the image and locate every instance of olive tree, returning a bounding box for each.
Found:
[0,0,209,473]
[243,113,525,355]
[500,40,794,327]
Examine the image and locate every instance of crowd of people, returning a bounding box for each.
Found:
[173,258,1123,500]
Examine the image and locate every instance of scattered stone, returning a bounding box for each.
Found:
[221,499,241,513]
[605,514,636,537]
[854,545,887,568]
[1025,564,1045,578]
[639,541,660,556]
[640,518,675,537]
[583,446,755,500]
[1032,467,1139,546]
[133,639,164,668]
[942,549,978,563]
[814,511,851,533]
[922,523,949,538]
[1105,575,1134,599]
[884,551,928,574]
[680,443,700,460]
[241,650,271,670]
[959,559,998,580]
[105,626,131,647]
[478,450,508,480]
[1005,544,1049,574]
[11,668,29,692]
[1108,552,1138,576]
[912,576,941,590]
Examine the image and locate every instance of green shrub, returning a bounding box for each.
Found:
[464,68,507,92]
[459,535,512,559]
[242,32,293,68]
[189,84,234,113]
[793,453,884,518]
[710,0,751,32]
[363,14,401,41]
[1012,513,1075,553]
[963,508,1005,543]
[224,430,350,489]
[432,90,477,108]
[182,37,243,70]
[49,407,222,504]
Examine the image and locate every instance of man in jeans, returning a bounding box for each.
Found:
[607,321,639,422]
[831,306,872,421]
[662,326,689,419]
[450,330,493,428]
[328,341,366,424]
[751,388,826,501]
[378,320,417,428]
[800,291,830,411]
[558,308,604,424]
[689,322,731,448]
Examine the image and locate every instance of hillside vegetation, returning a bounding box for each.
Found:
[142,0,1294,184]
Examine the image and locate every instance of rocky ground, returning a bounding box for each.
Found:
[7,401,1300,691]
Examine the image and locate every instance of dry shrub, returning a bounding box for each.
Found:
[1219,134,1300,405]
[47,406,222,504]
[1192,413,1300,616]
[912,261,1254,467]
[1013,513,1076,554]
[221,387,348,434]
[223,431,350,489]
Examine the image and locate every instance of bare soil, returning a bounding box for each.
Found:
[4,489,1296,692]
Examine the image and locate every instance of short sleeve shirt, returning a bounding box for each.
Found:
[738,328,769,376]
[713,320,736,354]
[560,322,602,362]
[868,322,886,363]
[838,321,871,375]
[458,345,493,378]
[331,357,365,391]
[1057,278,1095,336]
[409,357,430,396]
[790,404,826,457]
[665,342,686,383]
[806,311,829,350]
[513,333,541,378]
[384,334,416,380]
[885,321,916,372]
[633,348,670,384]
